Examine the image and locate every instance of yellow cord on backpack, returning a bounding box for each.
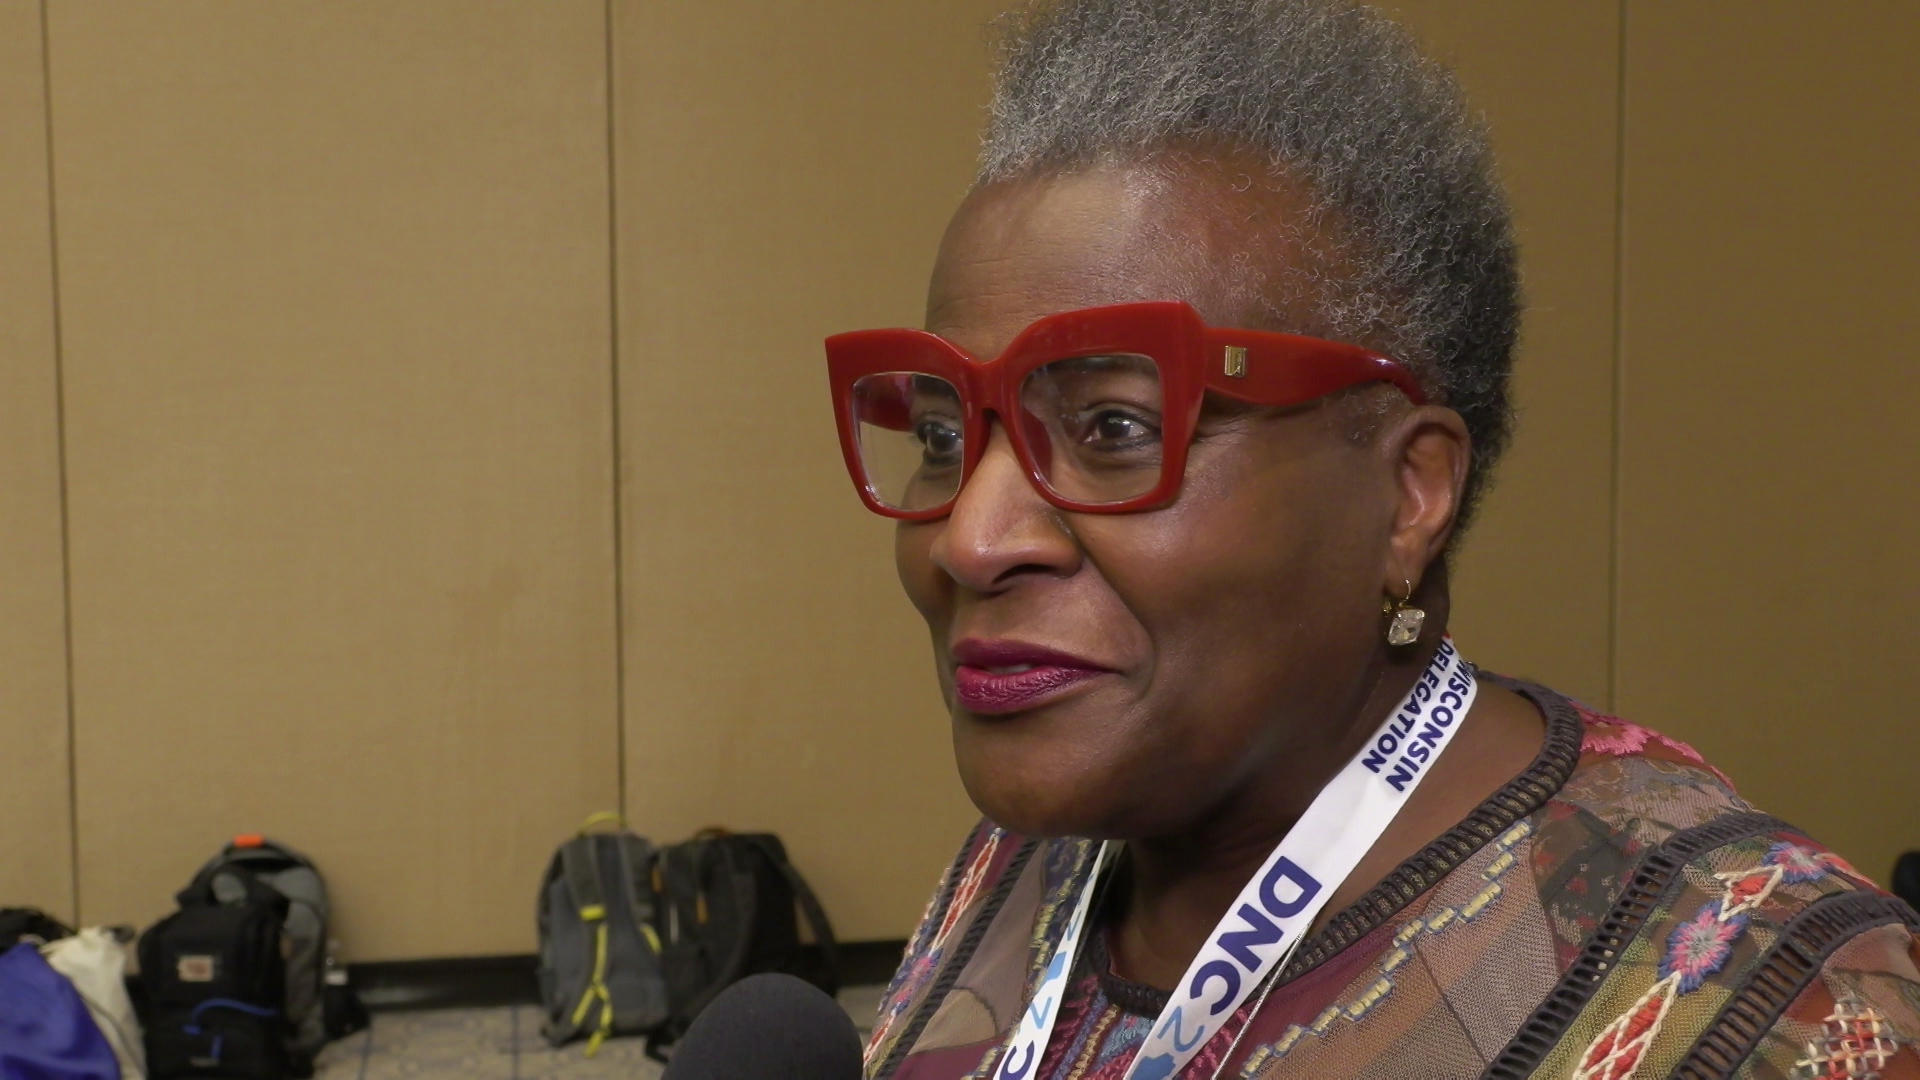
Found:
[569,907,615,1056]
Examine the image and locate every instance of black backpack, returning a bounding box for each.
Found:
[189,838,337,1064]
[536,820,838,1060]
[1895,851,1920,911]
[140,867,294,1079]
[0,907,74,950]
[649,831,839,1056]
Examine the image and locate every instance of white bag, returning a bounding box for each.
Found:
[43,927,146,1080]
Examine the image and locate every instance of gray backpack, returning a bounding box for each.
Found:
[192,836,331,1073]
[537,815,669,1052]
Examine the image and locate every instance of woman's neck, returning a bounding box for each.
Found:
[1104,628,1546,991]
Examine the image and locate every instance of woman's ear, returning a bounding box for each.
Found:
[1383,404,1472,591]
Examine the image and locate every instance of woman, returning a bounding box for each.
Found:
[826,2,1920,1078]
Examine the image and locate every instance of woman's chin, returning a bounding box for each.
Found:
[955,753,1154,839]
[950,691,1176,837]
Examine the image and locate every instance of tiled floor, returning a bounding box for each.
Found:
[313,986,886,1080]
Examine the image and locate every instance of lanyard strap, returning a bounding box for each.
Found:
[993,638,1479,1080]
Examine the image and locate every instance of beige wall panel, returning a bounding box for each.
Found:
[0,0,74,919]
[1383,2,1622,705]
[1616,6,1918,881]
[614,1,1006,941]
[52,2,619,959]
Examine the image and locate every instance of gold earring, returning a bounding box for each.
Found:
[1383,578,1425,647]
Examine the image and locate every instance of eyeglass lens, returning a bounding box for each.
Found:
[852,373,966,512]
[850,353,1167,512]
[1018,353,1165,505]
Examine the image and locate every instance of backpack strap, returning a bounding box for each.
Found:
[558,835,616,1055]
[782,858,840,993]
[613,834,663,955]
[559,836,607,920]
[185,998,279,1032]
[686,838,759,1018]
[739,835,841,993]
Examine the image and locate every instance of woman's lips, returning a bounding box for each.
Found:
[950,638,1111,715]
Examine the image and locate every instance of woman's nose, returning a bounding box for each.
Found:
[928,421,1082,593]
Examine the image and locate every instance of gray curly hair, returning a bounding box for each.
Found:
[980,0,1520,525]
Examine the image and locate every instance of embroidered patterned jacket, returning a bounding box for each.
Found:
[864,680,1920,1080]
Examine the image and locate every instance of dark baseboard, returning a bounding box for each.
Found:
[833,939,910,986]
[350,954,538,1012]
[349,939,907,1013]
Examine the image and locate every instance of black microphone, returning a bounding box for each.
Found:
[662,973,865,1079]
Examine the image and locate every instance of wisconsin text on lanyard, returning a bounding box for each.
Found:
[992,639,1478,1080]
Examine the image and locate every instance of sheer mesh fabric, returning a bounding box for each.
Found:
[865,681,1920,1080]
[1732,920,1920,1078]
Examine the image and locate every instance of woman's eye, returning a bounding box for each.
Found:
[913,419,963,462]
[1092,412,1151,441]
[1079,409,1160,450]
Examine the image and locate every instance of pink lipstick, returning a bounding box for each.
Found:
[950,638,1110,715]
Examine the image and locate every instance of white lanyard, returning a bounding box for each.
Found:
[992,638,1479,1080]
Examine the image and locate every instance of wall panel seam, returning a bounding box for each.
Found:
[1605,0,1630,714]
[37,0,81,921]
[604,0,629,814]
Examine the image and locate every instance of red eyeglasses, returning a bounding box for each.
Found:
[825,300,1424,519]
